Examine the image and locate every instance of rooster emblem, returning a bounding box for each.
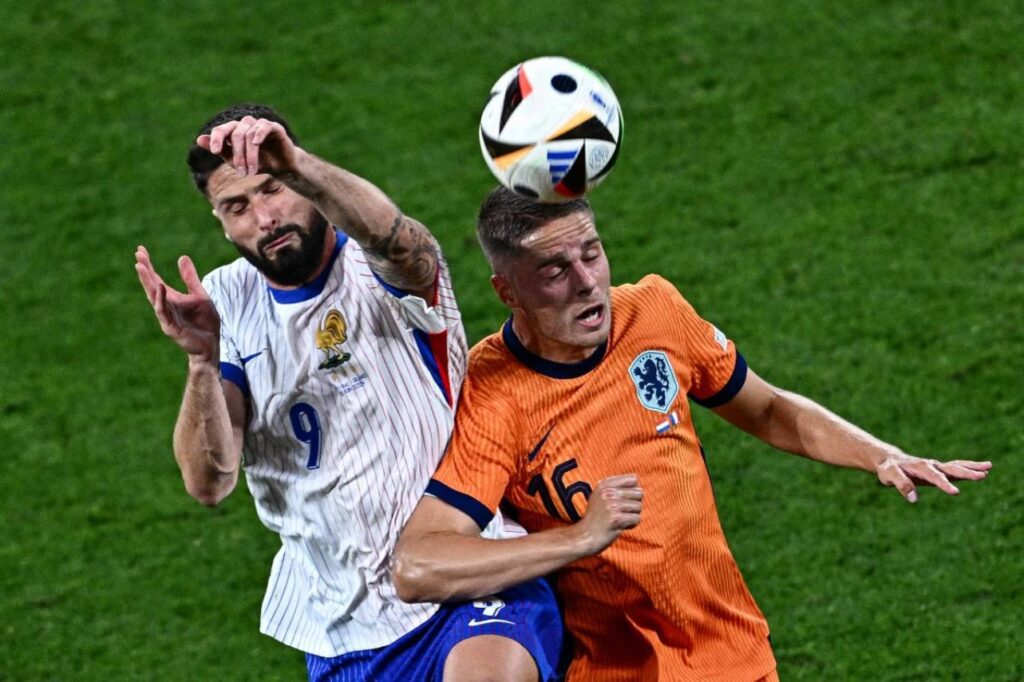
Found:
[316,309,352,370]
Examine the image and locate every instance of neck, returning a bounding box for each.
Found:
[510,314,600,364]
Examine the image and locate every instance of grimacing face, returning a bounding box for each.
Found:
[206,164,328,287]
[493,210,612,363]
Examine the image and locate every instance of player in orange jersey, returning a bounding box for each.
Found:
[392,187,991,681]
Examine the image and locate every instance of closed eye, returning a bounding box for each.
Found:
[545,265,568,280]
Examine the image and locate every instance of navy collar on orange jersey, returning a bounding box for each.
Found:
[502,318,607,379]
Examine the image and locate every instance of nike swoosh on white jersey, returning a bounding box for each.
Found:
[467,618,516,627]
[240,350,264,365]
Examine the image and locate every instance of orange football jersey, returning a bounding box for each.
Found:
[429,275,776,681]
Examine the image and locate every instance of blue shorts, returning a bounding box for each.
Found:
[306,578,565,682]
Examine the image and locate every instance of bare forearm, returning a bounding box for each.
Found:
[716,372,990,502]
[281,150,438,293]
[280,150,395,241]
[762,389,899,471]
[394,525,589,603]
[173,358,240,505]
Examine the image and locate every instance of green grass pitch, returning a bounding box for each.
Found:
[1,1,1021,679]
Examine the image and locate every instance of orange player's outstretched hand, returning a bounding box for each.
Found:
[874,454,992,503]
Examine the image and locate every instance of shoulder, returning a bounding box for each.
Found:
[459,332,529,409]
[622,273,686,301]
[202,257,261,295]
[465,332,515,387]
[450,334,529,447]
[202,258,263,318]
[611,274,694,318]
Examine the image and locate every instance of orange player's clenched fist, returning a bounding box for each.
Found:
[574,474,644,556]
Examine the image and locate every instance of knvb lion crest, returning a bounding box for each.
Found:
[629,350,679,413]
[316,309,352,370]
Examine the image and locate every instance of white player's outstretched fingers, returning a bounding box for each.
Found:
[244,123,262,176]
[135,263,157,306]
[152,280,177,336]
[135,246,166,306]
[178,255,207,297]
[250,120,275,146]
[207,120,239,156]
[135,253,156,304]
[252,120,296,175]
[229,118,253,174]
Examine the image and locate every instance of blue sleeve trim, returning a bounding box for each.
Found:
[691,352,748,408]
[372,271,410,299]
[219,362,250,398]
[425,479,494,530]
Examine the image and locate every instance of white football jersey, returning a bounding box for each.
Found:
[202,231,470,656]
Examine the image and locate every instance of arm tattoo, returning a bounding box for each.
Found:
[364,212,439,294]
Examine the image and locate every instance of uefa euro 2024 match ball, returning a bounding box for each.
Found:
[479,56,622,203]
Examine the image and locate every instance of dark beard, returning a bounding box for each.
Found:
[235,214,329,286]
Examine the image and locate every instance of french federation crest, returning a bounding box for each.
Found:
[316,309,352,370]
[629,350,679,413]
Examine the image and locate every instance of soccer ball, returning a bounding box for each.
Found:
[479,56,622,203]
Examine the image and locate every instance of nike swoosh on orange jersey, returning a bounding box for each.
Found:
[527,425,555,462]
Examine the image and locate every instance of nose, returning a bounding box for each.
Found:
[571,260,597,296]
[252,198,279,232]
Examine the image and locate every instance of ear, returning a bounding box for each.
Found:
[491,273,517,309]
[210,208,232,241]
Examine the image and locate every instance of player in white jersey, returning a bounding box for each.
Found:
[135,104,564,681]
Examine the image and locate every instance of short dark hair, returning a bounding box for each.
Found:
[186,103,299,196]
[476,186,592,267]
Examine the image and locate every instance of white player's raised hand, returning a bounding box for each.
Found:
[197,116,298,178]
[135,245,220,362]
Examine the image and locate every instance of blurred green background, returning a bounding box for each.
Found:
[2,1,1020,679]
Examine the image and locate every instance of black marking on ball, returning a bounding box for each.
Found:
[499,70,526,133]
[551,74,577,93]
[480,128,532,159]
[549,116,616,143]
[559,143,589,196]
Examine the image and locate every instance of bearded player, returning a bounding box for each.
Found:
[135,106,563,681]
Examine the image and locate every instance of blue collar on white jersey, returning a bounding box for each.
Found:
[267,229,349,304]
